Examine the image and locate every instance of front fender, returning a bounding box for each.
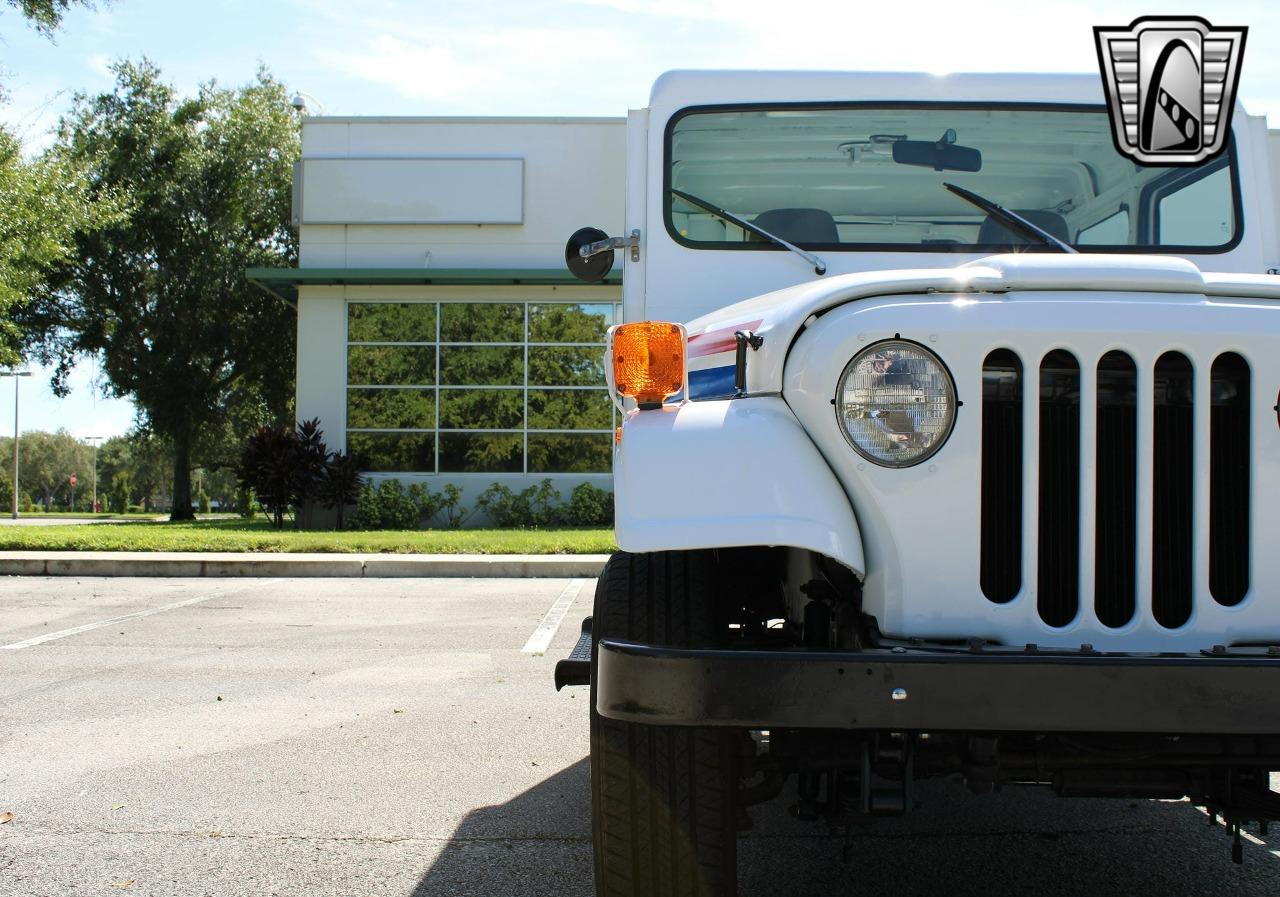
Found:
[614,397,865,577]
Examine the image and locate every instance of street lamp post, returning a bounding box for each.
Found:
[0,370,32,519]
[86,436,103,514]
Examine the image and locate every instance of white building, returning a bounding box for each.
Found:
[250,116,626,500]
[251,71,1280,509]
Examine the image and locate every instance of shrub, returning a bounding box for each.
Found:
[474,483,524,527]
[436,483,468,529]
[406,482,443,522]
[109,472,132,515]
[475,479,565,528]
[239,418,355,529]
[237,486,255,519]
[293,418,330,507]
[349,479,470,530]
[238,425,301,528]
[317,450,364,529]
[197,492,211,514]
[352,479,419,530]
[565,482,614,526]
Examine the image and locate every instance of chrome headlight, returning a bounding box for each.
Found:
[835,340,957,468]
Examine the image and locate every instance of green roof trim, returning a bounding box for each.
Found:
[246,266,622,302]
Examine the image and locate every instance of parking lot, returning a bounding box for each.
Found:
[2,576,1279,896]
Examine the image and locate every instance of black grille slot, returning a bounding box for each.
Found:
[1153,352,1194,628]
[981,350,1023,603]
[1038,351,1081,628]
[1095,352,1137,628]
[1210,352,1250,605]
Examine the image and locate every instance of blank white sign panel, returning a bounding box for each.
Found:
[301,158,524,224]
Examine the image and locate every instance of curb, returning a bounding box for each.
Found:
[0,552,610,579]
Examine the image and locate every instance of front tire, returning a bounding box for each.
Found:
[589,550,740,897]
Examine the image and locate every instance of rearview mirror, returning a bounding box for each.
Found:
[892,138,982,173]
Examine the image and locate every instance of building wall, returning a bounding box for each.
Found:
[297,117,626,269]
[294,117,626,514]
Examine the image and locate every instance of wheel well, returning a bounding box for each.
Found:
[710,547,866,649]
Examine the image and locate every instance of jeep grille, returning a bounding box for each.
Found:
[980,348,1251,630]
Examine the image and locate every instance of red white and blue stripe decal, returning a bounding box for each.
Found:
[685,319,761,400]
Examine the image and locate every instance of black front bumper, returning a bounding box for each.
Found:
[594,639,1280,735]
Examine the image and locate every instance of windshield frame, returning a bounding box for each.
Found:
[662,101,1244,256]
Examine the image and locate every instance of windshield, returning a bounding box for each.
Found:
[666,104,1240,252]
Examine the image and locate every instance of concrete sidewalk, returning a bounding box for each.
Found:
[0,551,610,578]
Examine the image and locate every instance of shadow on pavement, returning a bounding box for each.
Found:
[739,778,1280,897]
[410,758,1280,897]
[410,757,594,897]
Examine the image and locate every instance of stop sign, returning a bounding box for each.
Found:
[70,473,77,487]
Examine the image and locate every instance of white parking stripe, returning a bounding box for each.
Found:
[0,595,213,650]
[522,579,586,655]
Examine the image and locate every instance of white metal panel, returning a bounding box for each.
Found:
[783,288,1280,652]
[297,119,626,269]
[300,120,350,156]
[1268,125,1280,264]
[294,286,349,446]
[300,158,524,225]
[623,109,648,323]
[679,255,1280,401]
[614,398,865,576]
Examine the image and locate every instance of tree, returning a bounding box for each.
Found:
[34,60,300,520]
[0,429,91,509]
[0,130,120,366]
[0,0,120,364]
[107,467,131,513]
[98,431,172,511]
[5,0,101,35]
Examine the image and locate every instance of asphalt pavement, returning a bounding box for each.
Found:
[1,576,1278,896]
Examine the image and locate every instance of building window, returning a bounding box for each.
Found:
[346,300,617,474]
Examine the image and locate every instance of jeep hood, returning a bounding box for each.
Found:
[682,254,1280,396]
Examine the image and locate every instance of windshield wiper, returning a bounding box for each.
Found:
[671,188,827,275]
[943,182,1078,254]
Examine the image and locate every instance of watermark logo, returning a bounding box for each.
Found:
[1094,16,1247,166]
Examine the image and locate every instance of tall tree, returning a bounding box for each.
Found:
[5,0,100,34]
[0,428,90,508]
[35,60,299,520]
[0,129,117,365]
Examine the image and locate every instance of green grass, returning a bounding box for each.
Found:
[0,518,616,554]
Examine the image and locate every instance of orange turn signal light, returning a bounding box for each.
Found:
[612,321,686,407]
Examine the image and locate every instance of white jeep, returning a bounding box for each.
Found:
[556,71,1280,896]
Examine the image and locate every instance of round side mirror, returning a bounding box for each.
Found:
[565,227,614,283]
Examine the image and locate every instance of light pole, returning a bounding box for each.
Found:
[85,436,102,514]
[0,370,32,519]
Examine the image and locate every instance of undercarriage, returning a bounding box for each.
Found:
[560,548,1280,895]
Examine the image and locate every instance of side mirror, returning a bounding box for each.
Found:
[565,227,614,283]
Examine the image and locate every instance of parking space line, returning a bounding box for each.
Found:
[0,595,213,650]
[521,579,586,655]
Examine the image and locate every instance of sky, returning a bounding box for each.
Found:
[1,0,1278,438]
